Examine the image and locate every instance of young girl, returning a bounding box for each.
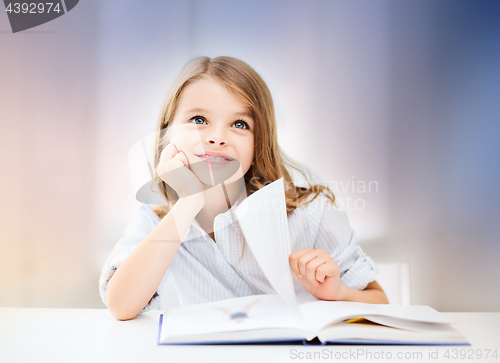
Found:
[99,56,387,320]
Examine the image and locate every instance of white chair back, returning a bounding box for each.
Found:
[376,262,411,305]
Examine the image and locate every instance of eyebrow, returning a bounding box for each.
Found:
[184,107,253,119]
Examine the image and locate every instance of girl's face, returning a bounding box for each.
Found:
[165,77,255,185]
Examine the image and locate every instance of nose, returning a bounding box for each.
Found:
[207,132,226,146]
[209,138,226,145]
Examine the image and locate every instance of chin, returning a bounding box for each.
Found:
[190,159,241,186]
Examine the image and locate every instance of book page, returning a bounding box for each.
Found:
[160,295,308,341]
[300,300,455,333]
[235,178,298,311]
[317,323,468,345]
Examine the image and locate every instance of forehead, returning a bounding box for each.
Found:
[177,77,252,116]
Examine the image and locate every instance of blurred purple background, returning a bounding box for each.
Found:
[0,0,498,311]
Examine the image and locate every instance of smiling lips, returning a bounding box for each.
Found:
[196,152,234,166]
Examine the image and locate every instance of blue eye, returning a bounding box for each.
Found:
[190,116,207,125]
[233,120,249,129]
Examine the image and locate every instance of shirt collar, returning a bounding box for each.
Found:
[183,197,243,242]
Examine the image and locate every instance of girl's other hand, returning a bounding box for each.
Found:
[157,143,205,199]
[289,248,343,301]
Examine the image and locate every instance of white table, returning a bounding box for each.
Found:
[0,308,499,363]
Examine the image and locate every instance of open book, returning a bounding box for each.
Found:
[158,179,469,345]
[158,294,468,345]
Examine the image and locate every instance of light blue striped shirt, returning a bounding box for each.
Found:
[99,194,379,313]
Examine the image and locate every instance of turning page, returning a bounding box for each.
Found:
[235,178,298,311]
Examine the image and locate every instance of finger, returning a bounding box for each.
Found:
[289,258,300,277]
[289,249,310,276]
[177,150,191,169]
[316,260,339,284]
[161,143,178,162]
[289,248,313,277]
[322,260,340,278]
[296,250,322,278]
[157,144,177,175]
[162,152,188,175]
[173,150,188,167]
[157,152,187,181]
[305,256,329,285]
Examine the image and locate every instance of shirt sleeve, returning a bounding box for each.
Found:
[98,204,171,314]
[311,198,379,290]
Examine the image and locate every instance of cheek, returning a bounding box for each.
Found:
[166,126,201,152]
[241,137,255,165]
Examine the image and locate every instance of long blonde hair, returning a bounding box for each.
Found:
[151,56,334,219]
